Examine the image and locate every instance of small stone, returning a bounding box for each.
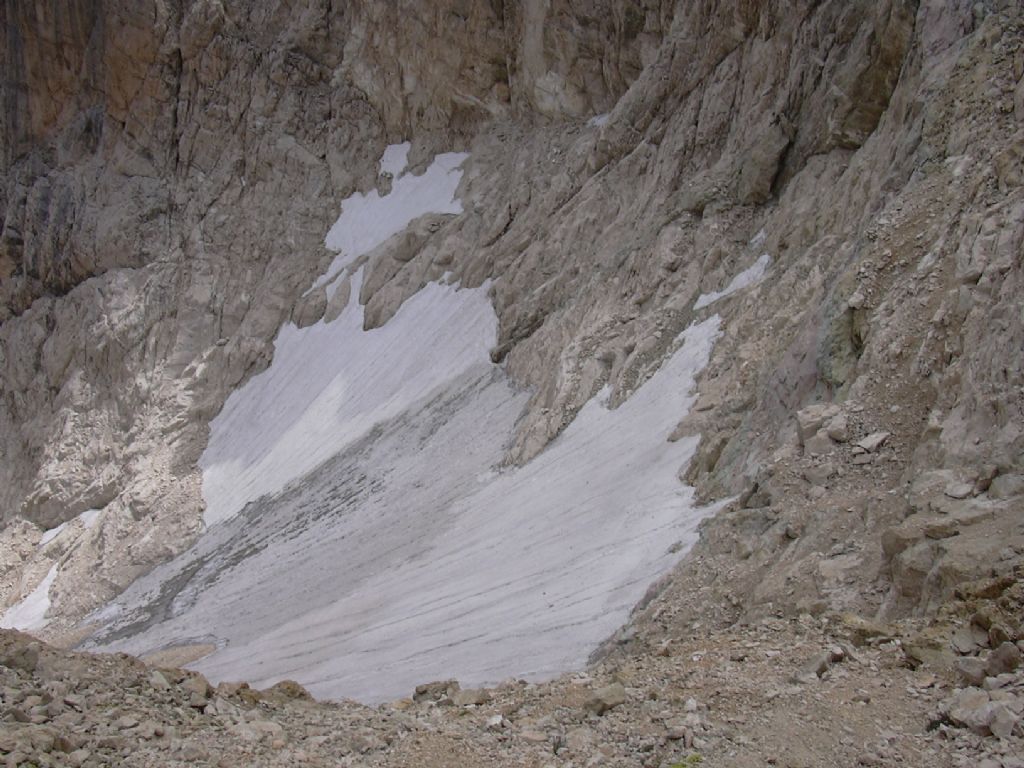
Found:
[115,714,139,730]
[520,730,549,744]
[944,482,974,500]
[856,432,891,452]
[565,727,594,752]
[826,414,849,442]
[923,519,958,539]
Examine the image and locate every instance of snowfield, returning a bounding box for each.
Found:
[1,564,58,631]
[85,147,728,703]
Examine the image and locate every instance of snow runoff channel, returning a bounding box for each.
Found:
[86,146,725,702]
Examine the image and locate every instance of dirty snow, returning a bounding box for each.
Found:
[1,564,58,631]
[694,253,771,309]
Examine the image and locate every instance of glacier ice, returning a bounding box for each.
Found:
[86,145,727,704]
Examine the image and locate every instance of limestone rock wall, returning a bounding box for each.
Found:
[0,0,1021,634]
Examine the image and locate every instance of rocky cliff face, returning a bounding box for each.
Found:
[0,0,1021,722]
[0,0,682,624]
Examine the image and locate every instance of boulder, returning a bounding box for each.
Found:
[955,657,988,687]
[990,474,1024,499]
[835,614,896,647]
[584,683,626,715]
[804,430,835,456]
[947,687,992,734]
[451,688,491,707]
[944,482,974,500]
[264,679,313,701]
[413,679,459,702]
[0,637,40,674]
[803,462,836,487]
[986,642,1022,677]
[796,404,841,444]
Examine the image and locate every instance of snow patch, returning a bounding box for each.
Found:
[313,149,467,291]
[1,564,58,631]
[379,142,411,178]
[694,253,771,309]
[38,507,102,547]
[79,508,101,529]
[38,522,69,547]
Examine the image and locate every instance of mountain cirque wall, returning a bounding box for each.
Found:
[0,0,1022,688]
